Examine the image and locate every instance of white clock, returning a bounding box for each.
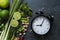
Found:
[31,11,54,35]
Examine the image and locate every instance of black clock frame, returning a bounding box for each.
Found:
[31,11,54,36]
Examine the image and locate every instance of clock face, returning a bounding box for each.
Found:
[32,16,50,35]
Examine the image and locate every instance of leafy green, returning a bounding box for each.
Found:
[18,3,32,17]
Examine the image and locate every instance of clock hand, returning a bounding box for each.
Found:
[36,25,41,26]
[40,18,45,26]
[36,19,45,26]
[36,25,42,27]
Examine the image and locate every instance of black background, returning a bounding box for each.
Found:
[24,0,60,40]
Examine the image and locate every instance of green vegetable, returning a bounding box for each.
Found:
[9,0,22,15]
[0,10,9,18]
[11,31,15,40]
[0,22,8,40]
[0,0,32,40]
[19,3,32,16]
[0,24,4,35]
[10,19,19,27]
[17,26,24,32]
[13,12,21,20]
[0,0,9,8]
[0,24,4,31]
[0,0,22,40]
[20,12,25,17]
[9,0,17,15]
[19,3,28,10]
[8,0,22,40]
[4,25,10,40]
[21,18,29,23]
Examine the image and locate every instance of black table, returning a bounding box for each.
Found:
[24,0,60,40]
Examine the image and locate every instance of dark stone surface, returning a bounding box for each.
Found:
[24,0,60,40]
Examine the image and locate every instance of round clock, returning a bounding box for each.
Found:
[31,11,54,35]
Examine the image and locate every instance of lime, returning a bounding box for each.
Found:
[10,20,19,27]
[0,10,9,18]
[13,12,21,20]
[0,0,9,8]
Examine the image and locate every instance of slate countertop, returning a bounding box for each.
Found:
[24,0,60,40]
